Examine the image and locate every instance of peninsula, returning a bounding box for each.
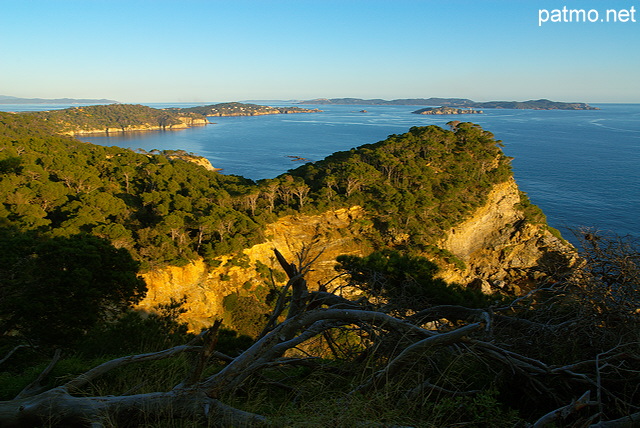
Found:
[413,106,483,115]
[300,97,598,110]
[24,104,209,135]
[175,102,322,117]
[19,102,321,135]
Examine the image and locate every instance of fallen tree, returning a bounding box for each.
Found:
[1,234,639,427]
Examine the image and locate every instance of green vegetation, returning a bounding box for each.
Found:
[0,112,513,270]
[0,229,146,346]
[8,109,621,426]
[301,97,599,110]
[336,250,495,311]
[175,102,321,116]
[25,104,207,133]
[0,232,636,427]
[287,122,512,248]
[0,111,263,268]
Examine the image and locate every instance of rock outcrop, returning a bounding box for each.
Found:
[137,179,575,332]
[437,178,575,292]
[138,206,370,332]
[163,153,220,172]
[65,116,209,135]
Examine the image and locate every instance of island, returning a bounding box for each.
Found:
[300,97,599,110]
[0,94,118,104]
[19,102,322,135]
[412,106,483,115]
[174,102,322,117]
[24,104,209,135]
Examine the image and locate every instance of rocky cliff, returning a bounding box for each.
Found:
[138,206,370,332]
[137,179,575,332]
[437,178,574,293]
[65,115,209,135]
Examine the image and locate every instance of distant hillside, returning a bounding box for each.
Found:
[0,94,118,104]
[23,104,209,135]
[302,97,474,107]
[300,97,598,110]
[472,99,598,110]
[16,102,323,135]
[174,102,321,116]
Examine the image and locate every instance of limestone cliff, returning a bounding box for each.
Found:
[138,206,370,332]
[65,115,209,135]
[436,178,575,292]
[163,152,220,172]
[137,178,574,332]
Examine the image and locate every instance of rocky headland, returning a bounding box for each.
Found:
[138,178,575,332]
[65,115,210,135]
[23,104,210,136]
[21,102,321,136]
[178,102,322,117]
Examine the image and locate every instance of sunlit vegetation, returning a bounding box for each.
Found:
[0,111,512,271]
[25,104,207,133]
[7,109,636,426]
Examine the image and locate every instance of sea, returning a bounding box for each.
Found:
[2,102,639,245]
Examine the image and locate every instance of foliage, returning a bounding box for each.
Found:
[77,299,194,357]
[173,102,319,116]
[516,190,547,224]
[0,112,524,276]
[0,235,638,426]
[24,104,206,133]
[0,111,263,268]
[0,228,146,346]
[287,122,513,248]
[336,250,494,310]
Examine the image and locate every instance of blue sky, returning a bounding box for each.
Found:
[1,0,638,103]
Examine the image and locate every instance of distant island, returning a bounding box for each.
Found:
[18,102,322,135]
[0,94,118,105]
[413,106,483,115]
[173,102,322,117]
[300,97,599,110]
[24,104,209,135]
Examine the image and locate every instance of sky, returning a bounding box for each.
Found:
[1,0,639,103]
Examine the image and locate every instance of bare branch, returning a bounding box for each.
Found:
[16,349,62,399]
[533,390,594,427]
[182,319,223,387]
[0,344,30,367]
[405,380,481,401]
[353,322,484,394]
[590,411,640,428]
[64,344,200,392]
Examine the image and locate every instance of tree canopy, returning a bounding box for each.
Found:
[0,112,514,270]
[0,229,146,346]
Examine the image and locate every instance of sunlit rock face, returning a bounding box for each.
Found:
[437,177,575,290]
[138,206,370,332]
[138,179,574,332]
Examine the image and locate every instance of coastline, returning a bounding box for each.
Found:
[64,121,209,136]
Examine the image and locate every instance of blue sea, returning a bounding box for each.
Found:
[3,102,638,244]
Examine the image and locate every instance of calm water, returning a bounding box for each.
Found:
[5,102,638,243]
